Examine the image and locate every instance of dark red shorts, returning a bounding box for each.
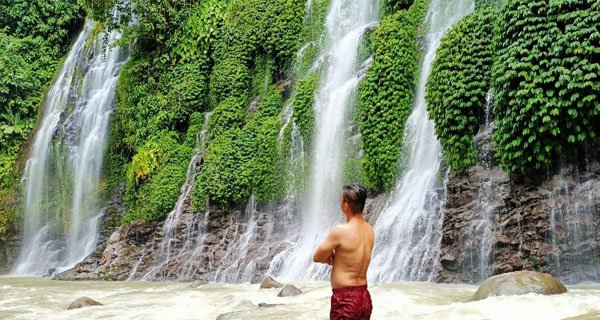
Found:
[330,285,372,320]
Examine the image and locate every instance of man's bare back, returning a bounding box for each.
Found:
[329,220,374,288]
[313,184,374,319]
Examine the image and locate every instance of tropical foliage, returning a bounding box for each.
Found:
[492,0,600,173]
[358,0,428,191]
[3,0,599,233]
[426,8,497,172]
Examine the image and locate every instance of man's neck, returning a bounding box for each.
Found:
[346,213,364,223]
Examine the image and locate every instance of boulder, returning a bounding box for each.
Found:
[67,297,104,310]
[472,271,567,301]
[277,284,302,297]
[259,276,284,289]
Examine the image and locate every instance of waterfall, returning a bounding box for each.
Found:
[140,112,211,281]
[475,90,495,281]
[210,195,262,282]
[459,89,497,282]
[12,21,128,275]
[268,0,379,281]
[547,174,600,282]
[369,0,474,283]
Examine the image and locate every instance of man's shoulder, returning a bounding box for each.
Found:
[331,224,347,234]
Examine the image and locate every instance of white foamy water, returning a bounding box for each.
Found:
[369,0,474,282]
[13,21,128,276]
[0,277,599,320]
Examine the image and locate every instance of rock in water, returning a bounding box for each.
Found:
[258,302,284,308]
[472,271,567,301]
[188,280,208,288]
[260,276,284,289]
[277,284,302,297]
[67,297,104,310]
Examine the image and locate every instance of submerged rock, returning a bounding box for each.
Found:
[258,302,284,308]
[260,276,284,289]
[188,280,208,288]
[472,271,567,301]
[67,297,103,310]
[277,284,302,297]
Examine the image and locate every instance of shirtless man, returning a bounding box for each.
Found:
[313,184,374,320]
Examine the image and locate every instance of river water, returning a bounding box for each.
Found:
[1,277,599,319]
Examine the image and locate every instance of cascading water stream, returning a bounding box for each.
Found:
[547,174,600,282]
[460,89,497,282]
[140,112,212,281]
[12,21,128,275]
[268,0,379,281]
[369,0,474,283]
[475,89,495,281]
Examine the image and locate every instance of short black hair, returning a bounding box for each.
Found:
[342,183,367,214]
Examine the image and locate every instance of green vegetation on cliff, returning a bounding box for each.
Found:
[492,0,600,173]
[4,0,598,233]
[0,0,84,234]
[428,0,599,175]
[192,0,305,209]
[426,8,497,172]
[92,0,306,221]
[98,0,226,224]
[357,0,428,191]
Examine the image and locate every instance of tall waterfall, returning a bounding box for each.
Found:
[12,21,128,275]
[269,0,379,281]
[369,0,474,282]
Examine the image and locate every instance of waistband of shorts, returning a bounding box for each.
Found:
[332,285,368,293]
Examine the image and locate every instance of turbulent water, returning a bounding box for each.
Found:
[369,0,474,282]
[13,22,128,275]
[269,0,380,282]
[1,277,599,320]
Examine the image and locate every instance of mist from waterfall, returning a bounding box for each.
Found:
[369,0,474,283]
[12,21,128,275]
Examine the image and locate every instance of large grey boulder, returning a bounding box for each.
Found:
[259,276,284,289]
[473,271,567,301]
[277,284,302,297]
[67,297,104,310]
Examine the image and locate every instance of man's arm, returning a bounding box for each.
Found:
[313,227,342,264]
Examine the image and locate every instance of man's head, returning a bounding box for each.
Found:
[341,183,367,215]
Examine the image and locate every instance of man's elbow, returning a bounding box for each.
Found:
[313,252,324,263]
[312,254,320,263]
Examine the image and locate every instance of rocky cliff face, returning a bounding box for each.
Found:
[48,134,600,284]
[438,129,600,284]
[54,196,300,282]
[54,164,600,284]
[0,233,20,274]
